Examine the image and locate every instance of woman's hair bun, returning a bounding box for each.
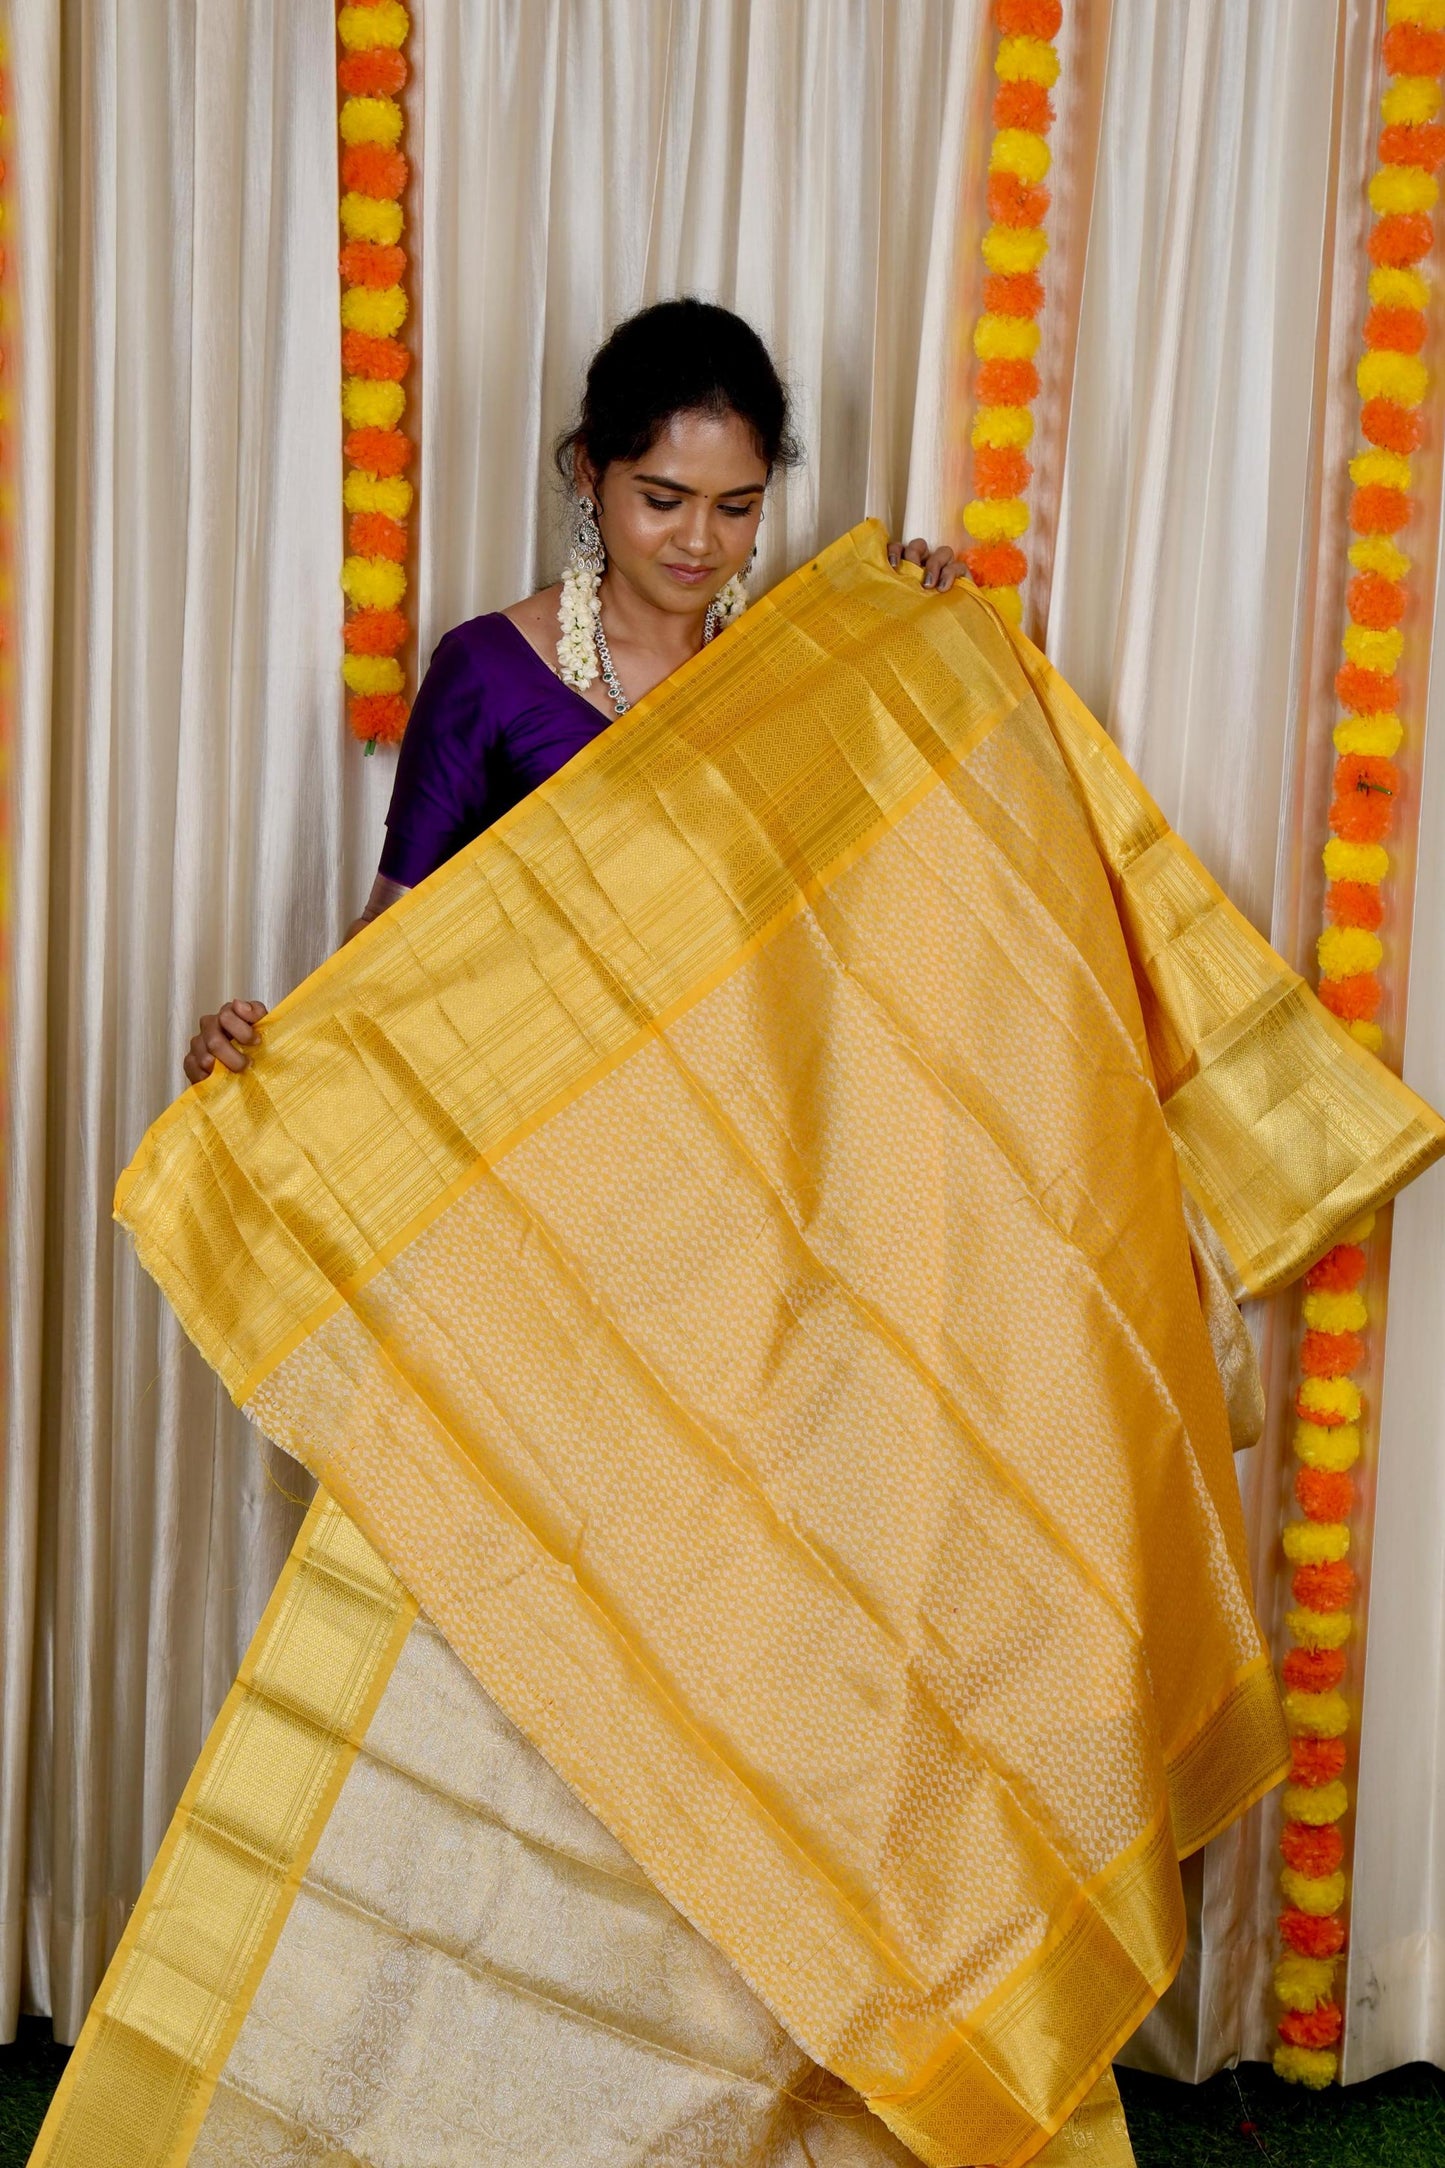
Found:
[556,298,802,485]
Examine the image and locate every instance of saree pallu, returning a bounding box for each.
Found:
[38,523,1444,2168]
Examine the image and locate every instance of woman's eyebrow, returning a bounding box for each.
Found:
[633,473,766,497]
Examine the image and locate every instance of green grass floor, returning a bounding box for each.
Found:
[1,2019,1442,2165]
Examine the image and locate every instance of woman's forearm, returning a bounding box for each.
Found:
[344,872,412,945]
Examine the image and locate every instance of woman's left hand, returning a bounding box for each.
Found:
[888,537,960,592]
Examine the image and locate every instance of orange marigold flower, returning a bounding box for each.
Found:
[1296,1466,1355,1523]
[1364,303,1426,355]
[1362,395,1424,453]
[338,48,408,96]
[1369,210,1434,268]
[984,270,1045,317]
[994,80,1053,134]
[1347,570,1406,628]
[1292,1736,1347,1786]
[344,608,408,656]
[341,142,410,200]
[348,691,408,745]
[995,0,1063,34]
[1337,750,1401,798]
[348,510,408,561]
[977,357,1040,405]
[1281,1817,1345,1874]
[342,329,412,381]
[988,171,1051,228]
[964,541,1029,588]
[345,425,414,476]
[1335,661,1400,715]
[1306,1245,1367,1294]
[973,444,1032,498]
[340,240,407,289]
[1279,2004,1344,2051]
[1280,1908,1347,1960]
[1329,878,1384,931]
[1301,1327,1366,1377]
[1350,481,1411,535]
[1319,973,1382,1023]
[1383,23,1445,78]
[1379,121,1445,173]
[1330,788,1395,846]
[1283,1646,1348,1696]
[1293,1560,1357,1612]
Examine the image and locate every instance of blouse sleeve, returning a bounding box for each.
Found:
[378,625,497,887]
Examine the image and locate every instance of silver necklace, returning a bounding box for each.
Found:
[592,597,724,718]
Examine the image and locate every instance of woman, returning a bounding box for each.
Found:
[184,299,960,1084]
[89,301,1441,2168]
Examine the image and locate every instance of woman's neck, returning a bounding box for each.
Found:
[598,567,706,667]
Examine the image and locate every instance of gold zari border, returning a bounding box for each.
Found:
[28,1496,415,2168]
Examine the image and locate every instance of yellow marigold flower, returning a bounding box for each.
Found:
[1349,448,1412,492]
[1349,534,1411,579]
[1371,165,1439,217]
[1274,2045,1337,2089]
[995,35,1061,87]
[1334,713,1403,758]
[1382,75,1442,127]
[1368,261,1431,308]
[1323,837,1389,885]
[342,654,405,696]
[1358,350,1429,406]
[1283,1524,1350,1568]
[972,405,1035,450]
[1284,1779,1349,1825]
[982,224,1049,274]
[341,555,407,611]
[1286,1605,1354,1650]
[338,1,410,52]
[1351,1020,1385,1054]
[340,191,404,247]
[341,284,408,339]
[1299,1375,1361,1424]
[344,472,413,520]
[978,585,1023,626]
[963,497,1030,541]
[1341,624,1403,675]
[1294,1420,1361,1472]
[1284,1687,1351,1738]
[1275,1954,1338,2011]
[974,313,1041,362]
[1387,0,1445,28]
[989,128,1051,184]
[1303,1289,1369,1335]
[1318,925,1383,981]
[1281,1865,1347,1914]
[342,376,406,430]
[339,95,404,149]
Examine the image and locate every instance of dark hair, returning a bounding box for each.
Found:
[555,298,803,486]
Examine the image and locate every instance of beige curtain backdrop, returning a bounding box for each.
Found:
[5,0,1445,2088]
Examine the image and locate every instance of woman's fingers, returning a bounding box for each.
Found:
[888,538,958,590]
[217,1000,263,1045]
[183,1035,214,1085]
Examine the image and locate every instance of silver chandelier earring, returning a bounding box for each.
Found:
[573,494,606,576]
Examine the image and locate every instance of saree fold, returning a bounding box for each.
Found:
[62,522,1441,2167]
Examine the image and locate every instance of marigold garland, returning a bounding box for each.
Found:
[337,0,414,747]
[961,0,1063,626]
[1274,0,1445,2083]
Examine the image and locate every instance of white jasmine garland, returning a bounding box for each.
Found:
[557,555,602,691]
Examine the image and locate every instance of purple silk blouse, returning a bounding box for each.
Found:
[379,613,612,888]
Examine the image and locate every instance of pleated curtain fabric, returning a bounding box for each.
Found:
[6,0,1445,2087]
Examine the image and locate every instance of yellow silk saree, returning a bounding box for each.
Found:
[36,523,1445,2168]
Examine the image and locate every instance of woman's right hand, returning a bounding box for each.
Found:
[184,998,268,1084]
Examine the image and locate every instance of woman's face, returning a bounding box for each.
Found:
[582,407,767,618]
